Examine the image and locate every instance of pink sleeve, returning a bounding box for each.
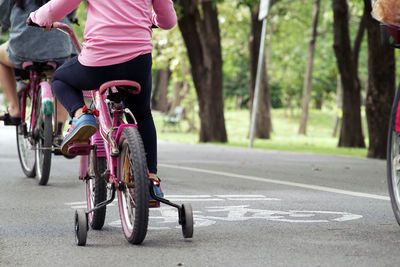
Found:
[30,0,82,27]
[152,0,177,30]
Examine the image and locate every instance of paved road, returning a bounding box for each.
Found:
[0,125,398,267]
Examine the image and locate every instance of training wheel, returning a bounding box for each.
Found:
[74,209,88,246]
[180,203,194,238]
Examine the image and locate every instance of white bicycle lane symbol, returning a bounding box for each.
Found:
[66,195,363,230]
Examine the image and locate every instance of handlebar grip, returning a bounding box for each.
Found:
[26,18,49,29]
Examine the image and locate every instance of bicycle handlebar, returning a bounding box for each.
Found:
[26,17,49,29]
[27,19,82,53]
[53,22,82,53]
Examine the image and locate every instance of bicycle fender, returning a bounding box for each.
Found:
[115,124,138,142]
[40,81,54,115]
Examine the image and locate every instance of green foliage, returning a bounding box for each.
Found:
[154,108,368,158]
[219,2,250,107]
[270,82,283,108]
[0,0,378,155]
[0,31,8,44]
[72,3,87,42]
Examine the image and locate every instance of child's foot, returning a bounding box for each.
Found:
[0,107,21,126]
[149,173,163,208]
[60,112,97,156]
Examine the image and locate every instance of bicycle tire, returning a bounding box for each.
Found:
[16,91,36,178]
[35,87,52,185]
[117,127,149,244]
[387,121,400,225]
[86,155,107,230]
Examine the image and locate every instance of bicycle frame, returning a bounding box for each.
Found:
[19,68,53,137]
[78,88,138,187]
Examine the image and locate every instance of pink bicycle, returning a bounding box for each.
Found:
[16,58,65,185]
[29,21,194,245]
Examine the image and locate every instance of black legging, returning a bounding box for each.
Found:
[52,53,157,173]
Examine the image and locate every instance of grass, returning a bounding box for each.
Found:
[154,108,369,158]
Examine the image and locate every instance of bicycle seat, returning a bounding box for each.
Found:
[99,80,141,102]
[22,61,57,73]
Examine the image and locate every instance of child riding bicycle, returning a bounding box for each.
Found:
[0,0,74,127]
[29,0,177,198]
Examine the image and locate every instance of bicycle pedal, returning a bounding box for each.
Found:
[67,140,92,155]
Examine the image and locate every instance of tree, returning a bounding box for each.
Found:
[151,67,171,112]
[248,2,273,139]
[175,0,227,142]
[298,0,321,135]
[363,0,395,159]
[332,0,365,148]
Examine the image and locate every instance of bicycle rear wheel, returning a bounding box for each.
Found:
[34,87,52,185]
[387,120,400,224]
[16,91,36,177]
[117,127,149,244]
[86,153,107,230]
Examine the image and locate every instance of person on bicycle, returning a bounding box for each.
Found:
[0,0,74,127]
[29,0,177,199]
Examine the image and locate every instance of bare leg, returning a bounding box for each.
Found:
[0,41,19,117]
[57,102,68,125]
[47,74,69,130]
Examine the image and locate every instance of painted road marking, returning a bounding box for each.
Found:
[108,205,362,230]
[65,195,281,208]
[159,163,389,201]
[65,195,363,230]
[202,205,362,223]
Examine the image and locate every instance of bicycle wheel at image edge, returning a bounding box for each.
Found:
[117,127,149,244]
[34,87,52,185]
[387,120,400,224]
[86,154,107,230]
[16,91,36,177]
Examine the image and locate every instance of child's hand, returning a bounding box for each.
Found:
[27,14,52,31]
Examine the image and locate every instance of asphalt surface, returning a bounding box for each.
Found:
[0,125,398,267]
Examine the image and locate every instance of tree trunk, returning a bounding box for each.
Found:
[151,68,171,112]
[332,74,343,137]
[168,80,184,114]
[363,0,395,159]
[298,0,321,135]
[332,0,365,148]
[314,98,323,109]
[176,0,227,142]
[249,4,272,139]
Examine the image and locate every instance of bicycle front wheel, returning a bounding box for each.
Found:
[117,127,149,244]
[387,121,400,224]
[34,87,52,185]
[16,91,36,178]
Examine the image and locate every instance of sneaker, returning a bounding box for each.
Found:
[60,112,98,156]
[149,173,163,208]
[54,134,76,159]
